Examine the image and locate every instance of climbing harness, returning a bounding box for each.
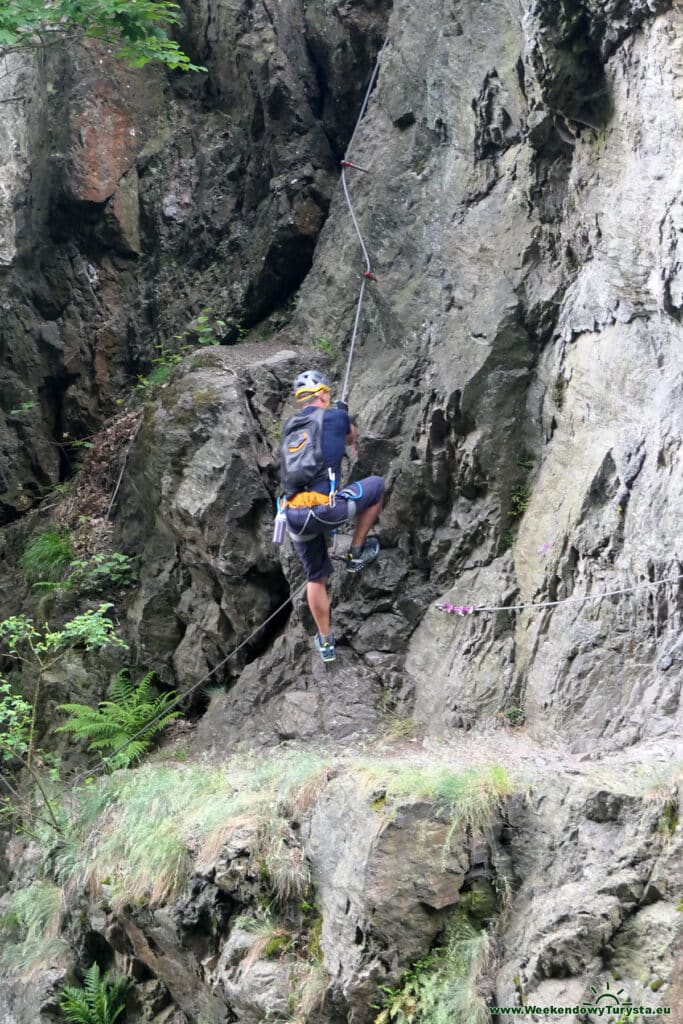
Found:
[340,36,389,405]
[436,573,683,617]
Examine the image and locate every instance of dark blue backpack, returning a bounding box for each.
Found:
[280,407,329,499]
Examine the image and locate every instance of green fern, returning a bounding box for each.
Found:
[56,671,181,769]
[60,962,130,1024]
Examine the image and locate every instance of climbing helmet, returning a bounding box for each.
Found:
[293,369,331,401]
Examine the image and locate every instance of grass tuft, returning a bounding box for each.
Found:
[20,529,74,583]
[63,753,330,906]
[0,882,67,973]
[355,762,513,834]
[417,915,492,1024]
[290,961,329,1023]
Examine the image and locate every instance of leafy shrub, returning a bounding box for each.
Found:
[70,552,136,591]
[19,530,74,583]
[313,337,338,359]
[505,707,526,728]
[0,680,31,764]
[60,962,131,1024]
[57,671,181,769]
[192,309,227,345]
[0,605,127,772]
[0,0,205,71]
[49,552,135,595]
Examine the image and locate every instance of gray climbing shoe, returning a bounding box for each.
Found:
[314,633,336,663]
[346,537,380,574]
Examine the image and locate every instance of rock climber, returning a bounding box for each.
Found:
[281,369,384,663]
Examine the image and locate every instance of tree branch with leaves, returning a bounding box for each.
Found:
[0,0,205,70]
[0,604,127,770]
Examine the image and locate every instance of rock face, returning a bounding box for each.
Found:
[3,0,678,742]
[0,2,390,522]
[2,0,683,1021]
[116,347,297,689]
[2,752,680,1024]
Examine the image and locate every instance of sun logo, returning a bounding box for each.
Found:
[590,982,631,1006]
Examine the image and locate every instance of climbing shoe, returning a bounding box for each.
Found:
[346,537,380,574]
[314,633,336,663]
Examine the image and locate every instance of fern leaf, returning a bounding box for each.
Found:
[134,671,155,703]
[148,710,182,734]
[84,961,101,998]
[108,670,135,705]
[55,705,105,734]
[60,983,92,1023]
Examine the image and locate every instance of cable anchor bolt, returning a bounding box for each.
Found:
[341,159,370,173]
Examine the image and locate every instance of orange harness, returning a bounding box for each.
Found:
[286,491,332,509]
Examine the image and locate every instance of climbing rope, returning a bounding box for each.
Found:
[0,49,394,810]
[436,573,683,617]
[0,578,308,821]
[340,36,388,404]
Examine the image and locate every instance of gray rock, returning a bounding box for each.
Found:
[306,775,472,1022]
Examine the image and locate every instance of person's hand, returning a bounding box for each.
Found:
[336,400,349,412]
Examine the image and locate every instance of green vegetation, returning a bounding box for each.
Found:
[9,400,36,416]
[0,881,66,971]
[136,309,229,390]
[68,552,136,592]
[509,484,531,519]
[505,706,526,728]
[0,680,64,835]
[1,749,514,1002]
[0,605,126,771]
[0,0,205,71]
[260,821,312,905]
[0,681,31,764]
[56,752,328,905]
[355,762,513,839]
[552,375,566,410]
[56,670,181,769]
[180,308,227,347]
[313,337,338,360]
[34,552,136,595]
[374,912,492,1024]
[657,799,679,837]
[289,960,328,1022]
[262,930,292,958]
[501,527,516,551]
[60,962,131,1024]
[502,451,535,549]
[516,452,534,471]
[20,529,75,584]
[135,344,183,391]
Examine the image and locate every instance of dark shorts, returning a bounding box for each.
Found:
[286,475,385,581]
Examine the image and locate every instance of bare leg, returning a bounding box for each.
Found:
[351,501,382,549]
[307,579,331,636]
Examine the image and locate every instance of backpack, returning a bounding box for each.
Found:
[280,407,330,499]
